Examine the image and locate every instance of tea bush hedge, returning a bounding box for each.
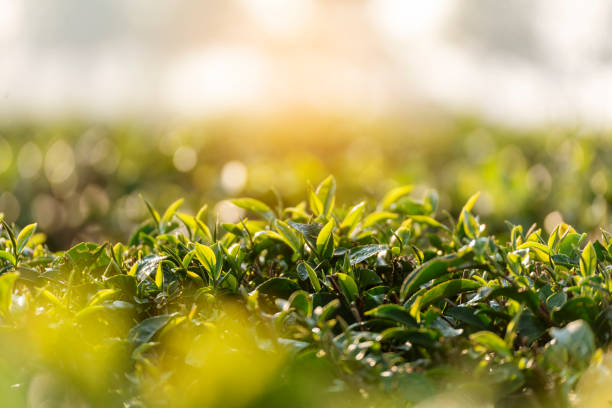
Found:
[0,176,610,407]
[1,118,611,249]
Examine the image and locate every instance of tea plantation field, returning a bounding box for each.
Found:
[0,175,611,407]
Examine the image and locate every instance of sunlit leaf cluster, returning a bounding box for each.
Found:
[0,176,610,407]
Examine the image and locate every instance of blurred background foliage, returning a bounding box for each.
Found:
[1,114,610,249]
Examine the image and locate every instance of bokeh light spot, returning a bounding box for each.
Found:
[17,142,43,179]
[0,192,20,223]
[0,138,13,174]
[221,161,248,194]
[173,146,197,173]
[44,140,75,184]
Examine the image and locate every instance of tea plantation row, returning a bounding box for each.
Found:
[0,176,610,407]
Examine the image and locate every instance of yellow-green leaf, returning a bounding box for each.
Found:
[16,223,37,254]
[195,243,216,279]
[336,273,358,302]
[231,198,275,222]
[517,241,550,263]
[316,218,335,260]
[362,211,398,229]
[470,331,512,358]
[160,198,184,226]
[298,262,321,292]
[381,185,414,210]
[0,272,18,316]
[155,262,164,289]
[315,175,336,217]
[580,241,597,277]
[340,201,366,234]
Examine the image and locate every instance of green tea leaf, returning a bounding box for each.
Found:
[297,262,321,292]
[335,272,358,302]
[470,331,511,358]
[16,223,37,254]
[231,198,275,222]
[419,279,482,308]
[288,290,312,317]
[195,243,216,280]
[365,304,417,328]
[550,320,595,367]
[155,262,164,289]
[362,211,398,229]
[315,175,336,218]
[255,277,300,299]
[275,219,302,253]
[160,198,183,232]
[348,244,387,265]
[0,272,18,316]
[381,185,413,210]
[0,250,16,265]
[400,254,465,301]
[129,314,174,344]
[517,241,551,263]
[340,201,366,234]
[316,218,335,260]
[580,241,597,277]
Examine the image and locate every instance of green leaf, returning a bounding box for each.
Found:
[446,306,489,331]
[155,262,164,289]
[546,292,567,311]
[308,184,323,216]
[419,279,482,308]
[160,198,183,232]
[288,221,322,248]
[558,233,585,256]
[400,254,466,301]
[580,241,597,277]
[140,195,161,225]
[255,277,300,299]
[456,191,480,230]
[365,304,417,328]
[379,327,437,346]
[335,273,358,302]
[339,201,365,234]
[315,175,336,218]
[134,255,165,282]
[231,198,275,222]
[0,272,18,316]
[297,262,321,292]
[470,331,511,358]
[381,185,413,210]
[0,250,16,265]
[275,219,302,253]
[409,215,449,231]
[195,243,216,280]
[479,286,541,315]
[316,218,335,260]
[288,290,312,317]
[65,242,111,272]
[547,223,575,252]
[550,320,595,367]
[362,211,398,229]
[105,274,137,298]
[16,223,37,254]
[348,244,387,265]
[87,288,120,307]
[552,297,598,324]
[129,314,174,344]
[517,241,551,263]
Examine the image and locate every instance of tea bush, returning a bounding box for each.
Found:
[1,117,611,249]
[0,176,611,407]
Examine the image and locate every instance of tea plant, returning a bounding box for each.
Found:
[0,176,610,407]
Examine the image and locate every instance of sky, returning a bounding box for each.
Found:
[1,0,612,126]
